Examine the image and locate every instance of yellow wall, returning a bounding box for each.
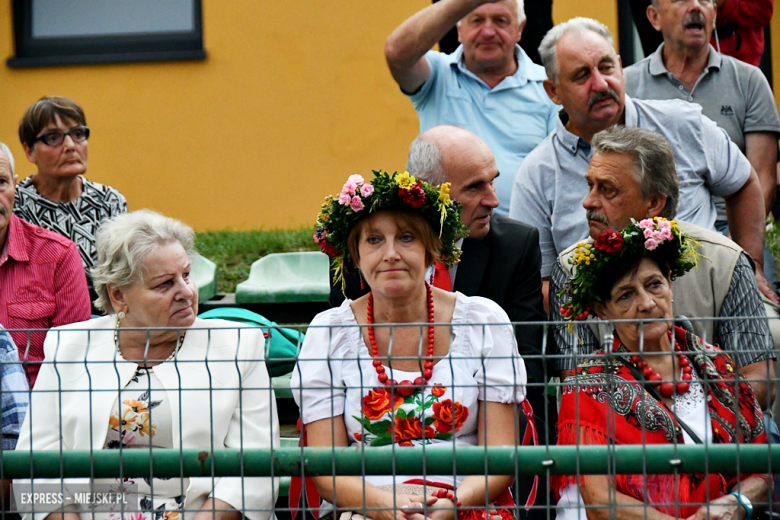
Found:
[552,1,619,50]
[0,0,614,231]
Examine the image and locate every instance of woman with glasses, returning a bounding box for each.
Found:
[15,96,127,313]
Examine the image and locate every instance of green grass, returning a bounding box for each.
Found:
[197,226,780,295]
[196,228,319,293]
[768,223,780,268]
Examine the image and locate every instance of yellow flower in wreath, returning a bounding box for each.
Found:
[396,171,417,190]
[439,183,452,205]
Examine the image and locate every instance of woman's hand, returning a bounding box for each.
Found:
[686,494,743,520]
[375,493,437,520]
[401,496,453,520]
[403,497,501,520]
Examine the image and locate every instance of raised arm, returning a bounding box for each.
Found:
[724,167,778,303]
[744,132,778,214]
[385,0,491,94]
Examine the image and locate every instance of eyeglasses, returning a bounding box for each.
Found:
[34,126,90,147]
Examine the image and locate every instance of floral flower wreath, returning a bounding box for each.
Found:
[313,170,468,292]
[559,217,701,321]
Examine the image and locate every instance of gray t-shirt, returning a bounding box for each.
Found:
[509,95,752,277]
[625,44,780,220]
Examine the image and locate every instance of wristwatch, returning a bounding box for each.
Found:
[729,492,754,520]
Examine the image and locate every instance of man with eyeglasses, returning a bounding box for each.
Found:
[14,96,127,314]
[0,142,91,386]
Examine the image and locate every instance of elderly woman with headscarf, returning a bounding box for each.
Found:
[14,210,279,520]
[554,218,770,520]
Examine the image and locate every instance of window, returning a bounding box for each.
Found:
[8,0,205,68]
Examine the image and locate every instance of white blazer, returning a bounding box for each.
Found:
[15,316,280,520]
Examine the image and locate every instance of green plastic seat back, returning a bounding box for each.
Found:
[189,253,218,303]
[235,252,330,303]
[198,307,301,377]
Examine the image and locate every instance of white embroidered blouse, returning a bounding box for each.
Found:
[291,293,527,490]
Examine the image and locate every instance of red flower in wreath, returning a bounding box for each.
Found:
[432,399,469,433]
[363,388,404,421]
[594,230,624,253]
[313,228,340,258]
[399,181,427,209]
[391,416,435,444]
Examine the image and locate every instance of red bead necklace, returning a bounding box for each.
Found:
[629,344,692,398]
[367,282,435,396]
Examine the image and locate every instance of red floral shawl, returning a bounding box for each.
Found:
[553,326,768,517]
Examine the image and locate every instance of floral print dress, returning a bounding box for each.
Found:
[98,367,187,520]
[292,293,527,495]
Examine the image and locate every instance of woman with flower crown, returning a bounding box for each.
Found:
[554,218,769,520]
[291,171,533,520]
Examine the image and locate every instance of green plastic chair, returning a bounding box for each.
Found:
[189,253,218,303]
[235,252,330,304]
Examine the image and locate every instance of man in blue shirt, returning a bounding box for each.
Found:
[385,0,559,214]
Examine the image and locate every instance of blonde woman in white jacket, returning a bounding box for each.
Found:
[15,210,279,520]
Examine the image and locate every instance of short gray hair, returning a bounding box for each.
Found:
[0,142,15,176]
[407,136,446,185]
[458,0,526,26]
[539,17,614,84]
[591,126,679,219]
[91,209,196,314]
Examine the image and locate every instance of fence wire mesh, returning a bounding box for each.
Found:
[0,316,776,520]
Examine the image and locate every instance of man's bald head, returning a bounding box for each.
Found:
[407,126,499,239]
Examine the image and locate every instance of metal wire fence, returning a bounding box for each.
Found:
[0,316,777,520]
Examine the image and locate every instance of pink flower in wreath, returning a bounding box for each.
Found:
[347,174,365,186]
[343,175,365,196]
[639,219,654,230]
[338,192,351,205]
[645,238,659,250]
[350,196,365,212]
[360,183,374,198]
[658,228,673,241]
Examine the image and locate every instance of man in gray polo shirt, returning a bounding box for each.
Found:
[623,0,780,291]
[508,17,770,310]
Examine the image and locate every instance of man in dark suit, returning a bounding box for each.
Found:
[329,126,551,518]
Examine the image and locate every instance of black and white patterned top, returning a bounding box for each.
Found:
[14,175,127,269]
